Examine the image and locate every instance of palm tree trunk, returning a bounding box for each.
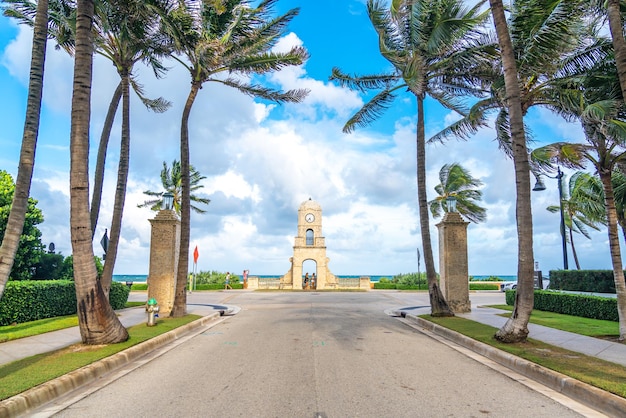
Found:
[417,96,452,317]
[607,0,626,106]
[70,0,128,344]
[599,169,626,341]
[490,0,534,343]
[0,0,48,299]
[90,82,123,235]
[569,228,581,270]
[100,73,131,296]
[171,82,201,317]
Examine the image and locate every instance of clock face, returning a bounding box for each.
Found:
[305,213,315,223]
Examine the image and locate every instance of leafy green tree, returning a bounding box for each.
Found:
[330,0,493,316]
[546,172,606,270]
[428,163,486,223]
[138,160,210,215]
[0,171,45,281]
[33,251,65,280]
[0,0,49,298]
[158,0,309,317]
[69,0,128,344]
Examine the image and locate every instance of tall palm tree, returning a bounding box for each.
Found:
[602,0,626,106]
[612,168,626,242]
[69,0,128,344]
[534,65,626,340]
[546,172,605,270]
[330,0,493,316]
[432,0,604,342]
[138,160,210,215]
[0,0,49,299]
[487,0,535,343]
[158,0,308,316]
[429,163,486,223]
[91,0,172,297]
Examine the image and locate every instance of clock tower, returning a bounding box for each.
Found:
[281,198,337,289]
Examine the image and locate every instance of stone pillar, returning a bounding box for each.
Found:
[147,209,180,316]
[436,211,470,313]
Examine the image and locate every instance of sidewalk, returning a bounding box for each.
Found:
[0,292,238,367]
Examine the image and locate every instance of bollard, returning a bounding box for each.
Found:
[146,298,159,326]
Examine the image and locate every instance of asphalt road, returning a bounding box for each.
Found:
[47,291,585,418]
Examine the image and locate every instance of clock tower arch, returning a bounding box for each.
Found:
[281,198,337,289]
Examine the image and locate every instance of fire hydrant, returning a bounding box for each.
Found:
[146,298,159,326]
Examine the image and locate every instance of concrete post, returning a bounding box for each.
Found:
[436,211,471,313]
[147,209,180,316]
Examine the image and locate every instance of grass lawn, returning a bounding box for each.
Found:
[0,301,147,343]
[422,315,626,398]
[0,315,200,401]
[488,305,619,339]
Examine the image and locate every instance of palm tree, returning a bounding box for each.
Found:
[158,0,308,317]
[546,172,605,270]
[601,0,626,106]
[91,0,172,297]
[69,0,128,344]
[431,0,603,342]
[487,0,535,343]
[330,0,493,316]
[429,163,486,223]
[612,168,626,242]
[138,160,210,215]
[533,64,626,340]
[0,0,49,300]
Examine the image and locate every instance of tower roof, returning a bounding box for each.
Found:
[300,198,321,211]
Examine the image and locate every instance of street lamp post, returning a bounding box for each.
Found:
[533,167,569,270]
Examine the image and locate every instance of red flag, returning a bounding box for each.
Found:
[193,246,199,263]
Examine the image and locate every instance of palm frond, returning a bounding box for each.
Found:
[329,67,399,93]
[343,88,398,133]
[217,77,308,103]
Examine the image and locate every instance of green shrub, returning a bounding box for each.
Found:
[373,282,397,289]
[195,282,243,291]
[469,283,499,290]
[109,282,130,310]
[549,270,617,293]
[0,280,130,325]
[505,290,618,321]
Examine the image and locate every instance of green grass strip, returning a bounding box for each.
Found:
[422,315,626,398]
[488,305,619,338]
[0,303,148,343]
[0,316,79,343]
[0,315,200,401]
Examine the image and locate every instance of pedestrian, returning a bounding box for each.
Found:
[304,272,309,289]
[225,272,232,290]
[311,273,316,289]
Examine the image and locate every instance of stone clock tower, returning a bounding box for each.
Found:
[281,198,337,289]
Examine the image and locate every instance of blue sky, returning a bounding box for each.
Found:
[0,1,619,277]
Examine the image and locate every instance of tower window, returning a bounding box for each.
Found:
[306,229,314,246]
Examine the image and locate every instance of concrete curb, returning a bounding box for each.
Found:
[403,314,626,417]
[0,312,221,418]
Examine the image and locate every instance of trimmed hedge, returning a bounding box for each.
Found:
[0,280,130,326]
[505,290,618,321]
[372,282,497,290]
[195,283,244,290]
[549,270,618,293]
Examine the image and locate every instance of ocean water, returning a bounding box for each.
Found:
[113,274,517,283]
